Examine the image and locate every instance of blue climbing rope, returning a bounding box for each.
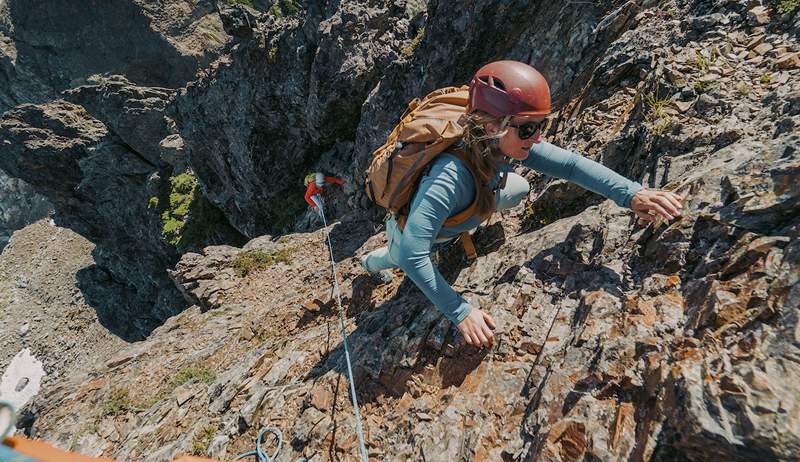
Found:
[233,427,284,462]
[317,203,369,462]
[234,200,366,462]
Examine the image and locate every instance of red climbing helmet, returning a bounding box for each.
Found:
[467,60,551,118]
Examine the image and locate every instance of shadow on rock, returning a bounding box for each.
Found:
[76,263,189,342]
[303,241,485,405]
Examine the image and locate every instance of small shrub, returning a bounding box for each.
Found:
[173,365,216,387]
[148,197,159,209]
[161,173,199,246]
[645,91,672,135]
[693,51,710,74]
[193,425,218,456]
[652,116,673,136]
[231,248,294,277]
[777,0,800,14]
[760,73,772,85]
[103,388,133,416]
[226,0,254,6]
[693,80,713,93]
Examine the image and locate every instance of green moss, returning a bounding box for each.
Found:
[231,248,294,277]
[400,27,425,58]
[160,173,199,246]
[778,0,800,14]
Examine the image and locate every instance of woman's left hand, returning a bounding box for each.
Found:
[630,189,685,223]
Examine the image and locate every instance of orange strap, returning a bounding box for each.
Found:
[3,436,116,462]
[459,232,477,261]
[3,436,223,462]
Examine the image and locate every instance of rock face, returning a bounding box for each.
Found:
[1,0,799,461]
[0,0,229,114]
[0,170,50,251]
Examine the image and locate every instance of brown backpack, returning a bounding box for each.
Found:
[364,86,487,260]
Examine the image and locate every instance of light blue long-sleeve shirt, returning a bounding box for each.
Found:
[392,141,643,325]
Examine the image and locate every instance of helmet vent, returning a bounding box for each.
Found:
[492,78,506,91]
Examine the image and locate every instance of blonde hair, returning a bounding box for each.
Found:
[457,111,510,218]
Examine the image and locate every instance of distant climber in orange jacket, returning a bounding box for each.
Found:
[304,172,345,210]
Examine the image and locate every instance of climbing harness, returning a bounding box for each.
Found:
[314,200,369,462]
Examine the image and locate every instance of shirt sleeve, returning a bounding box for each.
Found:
[522,142,643,208]
[324,176,344,185]
[394,157,475,325]
[304,183,317,207]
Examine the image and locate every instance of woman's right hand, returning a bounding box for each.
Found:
[457,307,496,348]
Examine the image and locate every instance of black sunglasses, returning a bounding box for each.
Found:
[508,119,547,139]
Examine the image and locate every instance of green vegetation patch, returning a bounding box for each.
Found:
[268,0,301,17]
[173,365,216,387]
[161,173,199,246]
[226,0,254,6]
[231,248,295,277]
[401,27,425,58]
[777,0,800,14]
[645,91,672,136]
[135,365,217,411]
[103,388,133,416]
[193,425,218,456]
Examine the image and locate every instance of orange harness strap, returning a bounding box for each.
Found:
[3,436,223,462]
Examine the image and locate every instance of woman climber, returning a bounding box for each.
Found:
[304,172,345,212]
[361,60,683,349]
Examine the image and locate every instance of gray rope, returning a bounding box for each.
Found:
[317,202,369,462]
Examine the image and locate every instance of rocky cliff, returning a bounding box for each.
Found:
[1,0,799,461]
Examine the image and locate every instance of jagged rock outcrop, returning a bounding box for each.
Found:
[0,0,230,114]
[0,170,50,251]
[0,99,186,340]
[2,0,800,461]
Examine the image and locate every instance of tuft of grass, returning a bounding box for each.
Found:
[693,80,713,93]
[193,425,218,456]
[400,27,425,58]
[693,51,710,74]
[268,0,301,17]
[103,388,133,416]
[777,0,800,14]
[645,92,672,135]
[760,73,772,85]
[134,364,217,411]
[231,248,294,277]
[173,366,216,387]
[735,82,751,96]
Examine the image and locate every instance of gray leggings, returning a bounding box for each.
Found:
[364,172,529,272]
